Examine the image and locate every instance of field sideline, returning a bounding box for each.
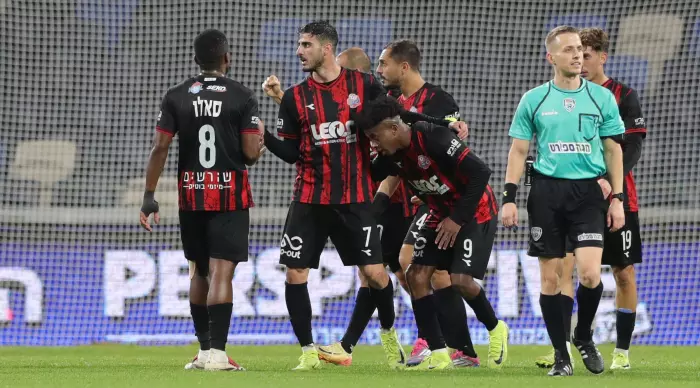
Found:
[1,344,698,388]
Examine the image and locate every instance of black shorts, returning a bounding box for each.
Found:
[279,201,383,269]
[527,174,607,258]
[602,211,642,267]
[179,210,250,276]
[411,216,496,279]
[378,203,413,273]
[403,204,430,245]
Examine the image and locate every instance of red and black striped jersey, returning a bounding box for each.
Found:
[391,83,461,217]
[155,75,259,211]
[376,122,497,228]
[277,69,383,204]
[603,78,646,212]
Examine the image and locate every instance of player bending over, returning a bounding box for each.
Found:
[534,27,646,371]
[355,95,507,371]
[140,29,264,371]
[502,26,625,376]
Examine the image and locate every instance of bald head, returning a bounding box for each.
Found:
[336,47,372,73]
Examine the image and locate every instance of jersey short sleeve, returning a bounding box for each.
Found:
[240,96,261,135]
[599,91,626,138]
[277,88,301,139]
[619,88,647,138]
[422,90,460,122]
[508,93,535,140]
[155,93,177,136]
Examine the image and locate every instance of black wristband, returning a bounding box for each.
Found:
[372,192,391,217]
[502,183,518,204]
[143,190,155,201]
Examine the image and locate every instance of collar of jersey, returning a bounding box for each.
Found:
[549,78,587,93]
[308,68,347,89]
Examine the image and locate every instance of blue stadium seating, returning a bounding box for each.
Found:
[544,14,607,32]
[75,0,139,49]
[605,55,649,96]
[690,18,700,57]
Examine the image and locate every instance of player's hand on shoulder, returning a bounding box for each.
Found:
[262,75,283,99]
[411,196,424,206]
[501,202,518,229]
[448,121,469,140]
[139,191,160,232]
[435,217,461,249]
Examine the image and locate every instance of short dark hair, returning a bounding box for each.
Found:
[352,95,403,133]
[579,27,610,53]
[194,29,229,70]
[545,25,579,50]
[384,39,421,71]
[299,20,339,51]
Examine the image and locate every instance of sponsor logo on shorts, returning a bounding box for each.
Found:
[548,141,591,154]
[577,233,603,242]
[281,234,303,259]
[531,227,542,241]
[413,237,427,258]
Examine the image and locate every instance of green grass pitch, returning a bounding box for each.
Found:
[2,344,699,388]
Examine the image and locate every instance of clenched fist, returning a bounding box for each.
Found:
[262,75,283,104]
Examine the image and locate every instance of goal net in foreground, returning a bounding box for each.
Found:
[1,0,698,346]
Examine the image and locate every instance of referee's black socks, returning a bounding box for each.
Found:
[285,282,314,347]
[340,287,376,353]
[560,294,574,342]
[369,279,395,330]
[575,281,604,342]
[190,303,211,350]
[540,293,570,361]
[208,303,232,351]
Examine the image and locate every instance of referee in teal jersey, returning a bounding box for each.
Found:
[501,26,625,377]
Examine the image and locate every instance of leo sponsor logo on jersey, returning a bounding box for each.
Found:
[310,120,357,145]
[409,175,450,195]
[192,97,222,118]
[548,141,591,154]
[206,85,226,92]
[446,138,462,156]
[280,234,303,259]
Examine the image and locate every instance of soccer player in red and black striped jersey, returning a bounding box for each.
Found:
[373,39,500,368]
[534,27,647,371]
[261,21,407,371]
[355,95,508,370]
[139,29,262,371]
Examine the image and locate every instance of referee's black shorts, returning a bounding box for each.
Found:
[526,172,607,259]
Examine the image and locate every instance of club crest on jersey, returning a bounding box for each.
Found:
[347,93,361,109]
[531,227,542,241]
[189,82,203,94]
[417,155,431,169]
[563,97,576,112]
[409,106,418,113]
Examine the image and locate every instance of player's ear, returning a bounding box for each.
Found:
[600,51,608,65]
[545,52,554,65]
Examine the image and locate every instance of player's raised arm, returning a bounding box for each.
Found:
[263,89,300,164]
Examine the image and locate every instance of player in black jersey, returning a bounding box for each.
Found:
[139,30,263,371]
[534,28,647,371]
[374,39,509,368]
[355,95,507,370]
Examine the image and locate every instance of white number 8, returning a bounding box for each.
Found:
[463,239,473,258]
[198,125,216,168]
